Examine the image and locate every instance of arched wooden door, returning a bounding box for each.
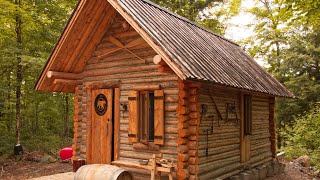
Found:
[91,89,113,164]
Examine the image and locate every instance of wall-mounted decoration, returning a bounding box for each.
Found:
[201,104,208,120]
[226,101,239,123]
[94,94,108,116]
[121,103,128,118]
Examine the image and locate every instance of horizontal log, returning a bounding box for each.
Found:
[198,139,240,150]
[122,76,179,84]
[132,142,159,151]
[177,161,188,169]
[189,103,199,112]
[178,129,190,138]
[178,153,189,162]
[188,157,198,165]
[177,145,189,153]
[188,95,198,103]
[47,71,82,80]
[158,65,175,74]
[84,64,158,77]
[188,135,198,141]
[177,137,188,145]
[178,122,189,129]
[86,58,153,70]
[188,150,198,157]
[84,71,168,82]
[198,156,240,175]
[119,145,178,155]
[199,162,242,179]
[189,112,199,119]
[153,55,167,65]
[177,169,190,180]
[187,141,197,150]
[198,144,239,158]
[132,84,160,91]
[178,90,188,98]
[188,88,199,95]
[53,79,79,86]
[199,150,239,164]
[189,126,198,135]
[178,98,189,106]
[176,106,189,115]
[120,126,177,134]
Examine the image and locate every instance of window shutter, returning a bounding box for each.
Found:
[128,91,139,143]
[154,90,164,145]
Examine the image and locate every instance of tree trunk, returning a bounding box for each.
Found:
[15,0,22,145]
[6,71,12,132]
[64,93,69,137]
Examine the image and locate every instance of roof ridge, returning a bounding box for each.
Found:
[139,0,239,46]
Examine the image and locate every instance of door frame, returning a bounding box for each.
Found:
[84,82,120,164]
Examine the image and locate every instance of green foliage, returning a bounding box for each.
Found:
[150,0,242,35]
[241,0,320,150]
[284,104,320,167]
[0,0,77,156]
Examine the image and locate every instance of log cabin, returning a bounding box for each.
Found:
[35,0,294,179]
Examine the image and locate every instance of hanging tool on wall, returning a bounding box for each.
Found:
[207,89,223,127]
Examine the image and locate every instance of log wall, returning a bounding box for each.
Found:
[197,84,273,179]
[72,12,179,179]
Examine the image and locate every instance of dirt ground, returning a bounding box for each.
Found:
[266,159,319,180]
[0,158,319,180]
[0,159,72,180]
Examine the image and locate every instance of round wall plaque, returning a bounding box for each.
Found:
[94,94,108,116]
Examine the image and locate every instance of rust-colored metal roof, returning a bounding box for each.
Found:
[118,0,293,97]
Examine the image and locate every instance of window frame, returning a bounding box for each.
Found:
[138,91,155,144]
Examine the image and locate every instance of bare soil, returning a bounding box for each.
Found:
[0,159,72,180]
[266,159,320,180]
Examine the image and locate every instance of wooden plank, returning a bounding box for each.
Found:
[71,4,116,73]
[35,0,91,91]
[86,86,92,163]
[114,88,120,160]
[128,91,139,142]
[154,90,164,145]
[60,0,104,72]
[107,0,186,79]
[132,85,160,91]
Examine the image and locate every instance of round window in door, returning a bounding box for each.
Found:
[94,94,108,116]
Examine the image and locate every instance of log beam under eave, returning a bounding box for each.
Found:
[47,71,82,80]
[53,79,80,86]
[153,55,167,65]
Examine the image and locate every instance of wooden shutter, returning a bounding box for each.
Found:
[154,90,164,145]
[128,91,139,143]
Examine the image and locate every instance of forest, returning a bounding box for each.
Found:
[0,0,320,168]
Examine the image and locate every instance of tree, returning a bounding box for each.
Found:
[0,0,76,155]
[242,0,320,148]
[150,0,242,35]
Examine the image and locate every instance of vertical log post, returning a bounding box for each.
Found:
[72,86,79,160]
[177,80,190,180]
[177,80,201,179]
[187,86,200,178]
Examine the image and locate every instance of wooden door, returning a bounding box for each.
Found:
[91,89,113,164]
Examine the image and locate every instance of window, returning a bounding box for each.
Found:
[128,90,164,145]
[243,95,252,135]
[139,91,154,144]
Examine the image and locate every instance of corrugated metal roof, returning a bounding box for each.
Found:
[118,0,293,97]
